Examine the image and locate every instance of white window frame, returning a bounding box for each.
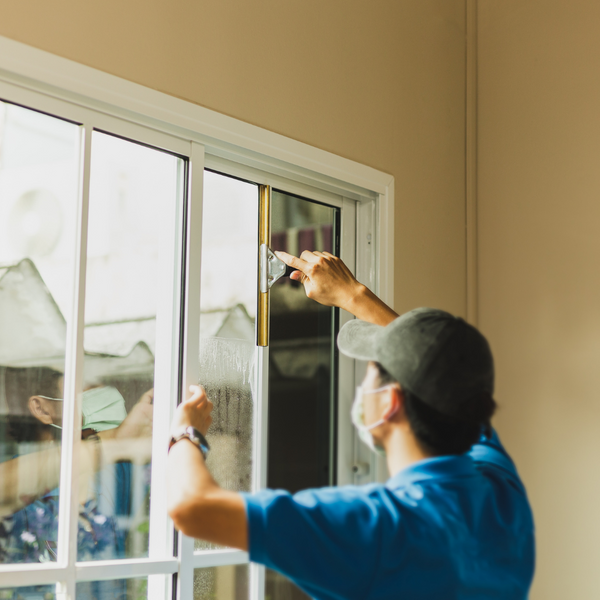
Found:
[0,34,395,600]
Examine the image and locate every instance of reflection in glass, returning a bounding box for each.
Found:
[194,565,248,600]
[267,191,339,600]
[77,131,183,561]
[269,192,338,490]
[0,585,57,600]
[76,576,151,600]
[195,171,257,551]
[0,101,79,565]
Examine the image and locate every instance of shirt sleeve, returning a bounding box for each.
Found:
[242,485,389,600]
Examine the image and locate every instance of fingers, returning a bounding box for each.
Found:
[188,385,213,412]
[300,250,321,263]
[274,251,310,273]
[187,384,203,402]
[187,385,210,410]
[289,270,303,281]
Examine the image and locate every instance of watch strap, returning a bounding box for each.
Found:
[169,426,210,459]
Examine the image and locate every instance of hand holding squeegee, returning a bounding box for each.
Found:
[275,250,399,326]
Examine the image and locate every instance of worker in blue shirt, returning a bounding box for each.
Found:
[167,251,535,599]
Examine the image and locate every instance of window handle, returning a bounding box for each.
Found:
[257,185,271,347]
[257,185,295,346]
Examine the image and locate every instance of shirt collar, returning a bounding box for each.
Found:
[386,454,476,490]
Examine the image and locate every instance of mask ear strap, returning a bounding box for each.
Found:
[366,386,399,428]
[386,387,401,419]
[363,417,386,432]
[37,395,63,402]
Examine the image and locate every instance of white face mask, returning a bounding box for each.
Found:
[351,384,394,456]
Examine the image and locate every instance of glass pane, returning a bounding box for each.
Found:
[78,131,184,561]
[0,101,80,565]
[195,171,257,550]
[269,192,338,490]
[265,570,313,600]
[194,565,248,600]
[266,191,339,600]
[76,576,153,600]
[0,584,58,600]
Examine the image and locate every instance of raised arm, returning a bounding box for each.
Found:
[275,250,398,326]
[167,386,248,550]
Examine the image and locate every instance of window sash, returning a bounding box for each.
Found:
[0,37,393,599]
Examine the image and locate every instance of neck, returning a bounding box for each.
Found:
[383,426,431,477]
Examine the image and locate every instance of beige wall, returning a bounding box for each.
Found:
[478,1,600,598]
[0,0,468,317]
[8,0,597,596]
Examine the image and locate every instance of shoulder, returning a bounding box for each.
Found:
[468,428,528,495]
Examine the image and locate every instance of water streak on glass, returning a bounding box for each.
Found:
[200,338,254,493]
[194,565,249,600]
[0,101,79,565]
[194,170,258,551]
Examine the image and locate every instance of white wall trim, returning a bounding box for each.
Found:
[0,36,393,198]
[465,0,478,325]
[378,178,395,308]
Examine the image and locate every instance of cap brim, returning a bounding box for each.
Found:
[337,319,383,361]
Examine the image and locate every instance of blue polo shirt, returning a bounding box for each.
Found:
[242,430,535,599]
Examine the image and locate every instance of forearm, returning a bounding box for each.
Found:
[344,285,398,326]
[0,436,152,517]
[167,440,247,550]
[0,443,62,516]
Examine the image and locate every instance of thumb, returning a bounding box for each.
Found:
[140,389,154,404]
[187,384,204,403]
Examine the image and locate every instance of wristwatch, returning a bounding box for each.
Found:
[169,426,210,460]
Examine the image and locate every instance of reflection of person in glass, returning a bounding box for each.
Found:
[167,251,535,600]
[0,366,153,564]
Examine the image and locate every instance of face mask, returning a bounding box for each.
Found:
[39,386,128,432]
[351,385,394,457]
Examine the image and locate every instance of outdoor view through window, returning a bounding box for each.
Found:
[0,102,185,600]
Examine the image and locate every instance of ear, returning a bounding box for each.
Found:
[383,386,405,421]
[28,396,54,425]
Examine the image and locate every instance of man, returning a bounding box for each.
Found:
[167,251,535,599]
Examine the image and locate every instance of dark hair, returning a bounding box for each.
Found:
[374,362,496,456]
[3,367,63,443]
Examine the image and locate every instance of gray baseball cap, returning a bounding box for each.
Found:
[337,308,494,417]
